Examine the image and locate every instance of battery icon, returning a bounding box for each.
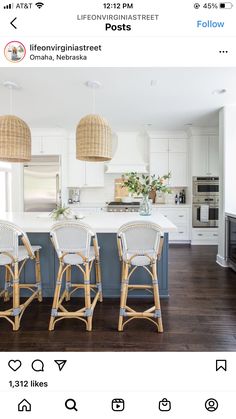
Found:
[220,2,233,8]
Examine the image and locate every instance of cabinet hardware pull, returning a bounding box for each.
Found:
[179,231,184,234]
[198,233,203,236]
[178,215,184,217]
[213,234,218,237]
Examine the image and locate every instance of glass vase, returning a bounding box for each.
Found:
[139,194,152,216]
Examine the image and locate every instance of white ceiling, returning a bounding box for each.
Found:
[0,67,236,131]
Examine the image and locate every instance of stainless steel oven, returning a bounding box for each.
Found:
[193,176,219,197]
[192,197,219,228]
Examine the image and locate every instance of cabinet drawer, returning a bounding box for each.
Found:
[158,208,189,224]
[192,228,218,243]
[169,226,189,241]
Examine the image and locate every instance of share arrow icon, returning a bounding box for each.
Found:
[54,360,67,371]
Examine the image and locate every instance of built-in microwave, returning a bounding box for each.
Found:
[192,176,219,197]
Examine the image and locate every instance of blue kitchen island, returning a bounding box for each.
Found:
[0,212,176,298]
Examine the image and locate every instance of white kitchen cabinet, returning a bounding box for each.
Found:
[32,136,64,155]
[168,153,187,187]
[208,135,219,177]
[169,139,187,153]
[85,162,104,187]
[150,139,169,153]
[191,228,219,245]
[67,154,104,188]
[150,138,188,187]
[67,154,85,187]
[191,135,219,176]
[154,206,191,242]
[150,153,169,178]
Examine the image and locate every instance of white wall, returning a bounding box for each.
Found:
[79,174,117,203]
[217,105,236,266]
[223,106,236,215]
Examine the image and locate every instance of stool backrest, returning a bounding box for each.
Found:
[0,220,35,264]
[117,221,163,260]
[50,221,95,260]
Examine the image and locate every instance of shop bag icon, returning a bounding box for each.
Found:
[159,398,171,411]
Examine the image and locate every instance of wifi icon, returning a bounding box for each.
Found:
[35,2,44,8]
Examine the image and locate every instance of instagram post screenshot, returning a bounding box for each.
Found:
[0,0,236,417]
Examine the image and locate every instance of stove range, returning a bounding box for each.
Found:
[106,201,140,212]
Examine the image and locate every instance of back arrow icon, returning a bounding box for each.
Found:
[10,17,17,29]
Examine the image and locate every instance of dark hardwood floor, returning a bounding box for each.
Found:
[1,245,236,352]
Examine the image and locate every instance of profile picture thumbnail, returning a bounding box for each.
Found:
[4,41,26,63]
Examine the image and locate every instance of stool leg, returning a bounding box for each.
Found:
[84,263,92,332]
[49,262,63,331]
[65,265,71,302]
[118,262,129,332]
[4,265,11,302]
[35,250,43,302]
[13,261,20,331]
[152,262,163,333]
[95,258,103,302]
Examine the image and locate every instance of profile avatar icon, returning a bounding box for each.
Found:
[4,41,26,63]
[205,398,218,412]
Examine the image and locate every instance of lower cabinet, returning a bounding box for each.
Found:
[155,207,191,242]
[191,228,219,245]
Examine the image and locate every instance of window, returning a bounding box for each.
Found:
[0,162,12,212]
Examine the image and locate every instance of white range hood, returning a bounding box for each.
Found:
[106,132,147,174]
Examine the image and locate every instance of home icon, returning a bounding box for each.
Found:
[18,399,31,412]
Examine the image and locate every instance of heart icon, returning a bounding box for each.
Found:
[8,360,22,372]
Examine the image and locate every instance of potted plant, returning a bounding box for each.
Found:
[122,172,171,215]
[50,204,71,221]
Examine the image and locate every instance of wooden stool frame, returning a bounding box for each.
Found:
[49,224,102,332]
[117,222,164,333]
[0,228,42,331]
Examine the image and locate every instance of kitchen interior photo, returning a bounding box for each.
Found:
[0,67,236,352]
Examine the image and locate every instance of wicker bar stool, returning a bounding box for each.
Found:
[117,221,164,333]
[0,220,42,331]
[49,221,102,332]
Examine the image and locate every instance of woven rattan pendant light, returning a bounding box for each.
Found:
[0,81,31,162]
[76,81,112,162]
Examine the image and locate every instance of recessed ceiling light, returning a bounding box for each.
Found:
[150,80,158,87]
[212,89,227,95]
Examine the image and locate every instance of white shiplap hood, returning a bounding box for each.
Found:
[106,132,147,174]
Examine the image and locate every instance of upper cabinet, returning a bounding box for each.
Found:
[67,155,104,188]
[191,134,219,176]
[149,137,188,187]
[67,136,104,188]
[32,136,65,155]
[31,132,104,188]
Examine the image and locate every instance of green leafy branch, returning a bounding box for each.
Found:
[122,172,172,196]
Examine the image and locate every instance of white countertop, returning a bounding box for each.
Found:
[69,202,191,209]
[153,204,191,208]
[0,212,177,234]
[225,212,236,218]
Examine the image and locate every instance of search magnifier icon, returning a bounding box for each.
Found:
[65,398,78,412]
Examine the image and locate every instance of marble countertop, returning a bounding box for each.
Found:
[0,212,177,234]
